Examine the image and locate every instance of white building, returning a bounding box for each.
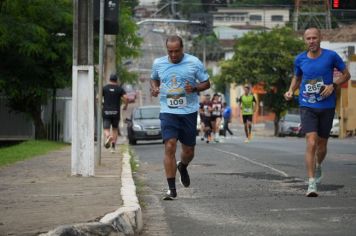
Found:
[212,6,290,29]
[139,0,160,6]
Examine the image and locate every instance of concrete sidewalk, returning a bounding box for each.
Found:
[0,140,141,236]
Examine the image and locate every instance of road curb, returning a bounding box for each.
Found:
[40,150,142,236]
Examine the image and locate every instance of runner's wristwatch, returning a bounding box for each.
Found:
[333,82,337,89]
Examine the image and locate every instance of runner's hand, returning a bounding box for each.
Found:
[150,87,159,97]
[185,81,194,94]
[319,84,334,97]
[284,90,293,101]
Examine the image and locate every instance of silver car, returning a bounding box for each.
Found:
[125,105,162,145]
[278,113,302,137]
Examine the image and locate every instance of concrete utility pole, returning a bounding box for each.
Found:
[72,0,95,176]
[104,35,117,85]
[96,0,105,166]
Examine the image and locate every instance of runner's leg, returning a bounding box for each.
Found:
[305,132,318,178]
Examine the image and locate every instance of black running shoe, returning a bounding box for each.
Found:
[163,189,177,200]
[177,161,190,187]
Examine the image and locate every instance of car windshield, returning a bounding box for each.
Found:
[284,114,300,123]
[134,107,160,119]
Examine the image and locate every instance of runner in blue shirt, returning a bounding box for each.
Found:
[151,35,210,200]
[284,27,350,197]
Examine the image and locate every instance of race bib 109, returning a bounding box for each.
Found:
[167,94,187,108]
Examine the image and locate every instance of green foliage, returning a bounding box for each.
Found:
[158,0,203,18]
[116,1,142,84]
[0,0,72,138]
[190,33,224,61]
[179,0,203,17]
[0,0,142,139]
[218,27,305,130]
[0,140,68,167]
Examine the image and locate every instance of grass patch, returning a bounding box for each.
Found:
[0,140,68,167]
[127,147,147,208]
[129,148,139,173]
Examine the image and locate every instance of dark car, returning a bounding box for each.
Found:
[125,105,162,145]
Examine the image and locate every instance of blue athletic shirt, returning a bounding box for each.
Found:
[151,53,209,114]
[294,48,346,109]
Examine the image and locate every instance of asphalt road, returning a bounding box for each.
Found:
[130,25,356,236]
[133,135,356,236]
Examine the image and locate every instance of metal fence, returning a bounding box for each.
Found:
[42,96,72,142]
[0,95,72,142]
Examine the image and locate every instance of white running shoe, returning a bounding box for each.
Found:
[315,165,322,184]
[306,179,318,197]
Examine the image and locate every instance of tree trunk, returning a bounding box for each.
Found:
[273,112,281,137]
[274,118,279,136]
[30,109,47,140]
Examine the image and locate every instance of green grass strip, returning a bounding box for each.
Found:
[0,140,68,167]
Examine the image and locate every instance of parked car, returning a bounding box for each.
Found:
[330,119,339,137]
[278,113,302,137]
[125,105,162,145]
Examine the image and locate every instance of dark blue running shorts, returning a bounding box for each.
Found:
[300,107,335,139]
[159,112,197,146]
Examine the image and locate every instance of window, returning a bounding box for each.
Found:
[271,15,283,21]
[250,15,262,21]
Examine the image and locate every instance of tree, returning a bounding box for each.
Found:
[0,0,73,139]
[218,27,305,135]
[190,33,224,61]
[115,2,142,84]
[157,0,203,18]
[0,0,142,139]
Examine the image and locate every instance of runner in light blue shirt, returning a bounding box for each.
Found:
[151,51,209,114]
[150,35,210,200]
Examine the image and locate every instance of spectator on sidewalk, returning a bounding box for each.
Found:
[102,74,128,153]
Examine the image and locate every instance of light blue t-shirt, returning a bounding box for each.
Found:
[294,48,346,109]
[151,53,209,114]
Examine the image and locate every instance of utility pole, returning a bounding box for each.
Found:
[94,0,119,165]
[104,35,117,85]
[72,0,95,176]
[96,0,105,165]
[293,0,331,31]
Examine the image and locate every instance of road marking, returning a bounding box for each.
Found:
[270,206,356,212]
[213,148,289,177]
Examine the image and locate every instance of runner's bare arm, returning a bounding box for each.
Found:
[122,94,128,110]
[284,75,301,101]
[320,68,351,97]
[150,79,160,97]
